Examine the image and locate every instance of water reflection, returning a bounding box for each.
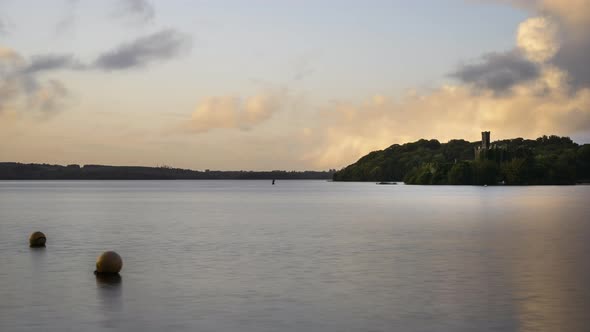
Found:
[29,246,46,253]
[506,223,590,332]
[29,246,47,275]
[95,273,122,286]
[95,274,123,328]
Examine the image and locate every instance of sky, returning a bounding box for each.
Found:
[0,0,589,170]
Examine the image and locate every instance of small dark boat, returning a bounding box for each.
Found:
[377,182,397,185]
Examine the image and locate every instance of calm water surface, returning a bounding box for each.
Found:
[0,181,589,331]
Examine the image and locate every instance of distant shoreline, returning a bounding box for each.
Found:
[0,162,335,180]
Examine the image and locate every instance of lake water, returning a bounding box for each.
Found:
[0,180,589,331]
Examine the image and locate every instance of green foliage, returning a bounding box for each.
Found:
[333,139,478,182]
[447,161,472,185]
[334,135,589,185]
[472,160,499,185]
[501,158,530,185]
[404,164,433,184]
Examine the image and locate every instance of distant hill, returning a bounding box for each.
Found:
[333,135,590,185]
[0,163,334,180]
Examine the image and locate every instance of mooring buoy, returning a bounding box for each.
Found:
[95,251,123,274]
[29,231,46,248]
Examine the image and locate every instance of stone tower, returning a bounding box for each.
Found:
[481,131,491,150]
[475,131,491,160]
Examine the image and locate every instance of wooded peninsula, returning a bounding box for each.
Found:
[333,134,590,185]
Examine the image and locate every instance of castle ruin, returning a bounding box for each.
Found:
[475,131,491,160]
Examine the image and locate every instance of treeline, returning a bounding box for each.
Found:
[0,163,335,180]
[333,135,590,185]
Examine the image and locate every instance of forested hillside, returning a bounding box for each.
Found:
[333,136,590,185]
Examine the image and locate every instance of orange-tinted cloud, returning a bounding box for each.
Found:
[186,93,282,133]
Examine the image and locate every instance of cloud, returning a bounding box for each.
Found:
[539,0,590,28]
[12,30,190,73]
[115,0,155,24]
[532,1,590,89]
[0,78,19,113]
[0,28,190,116]
[23,54,84,74]
[0,48,25,113]
[0,47,24,68]
[27,79,69,113]
[0,46,70,116]
[552,28,590,89]
[452,0,590,93]
[450,51,540,94]
[490,0,590,89]
[187,93,282,133]
[93,29,190,70]
[517,16,559,63]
